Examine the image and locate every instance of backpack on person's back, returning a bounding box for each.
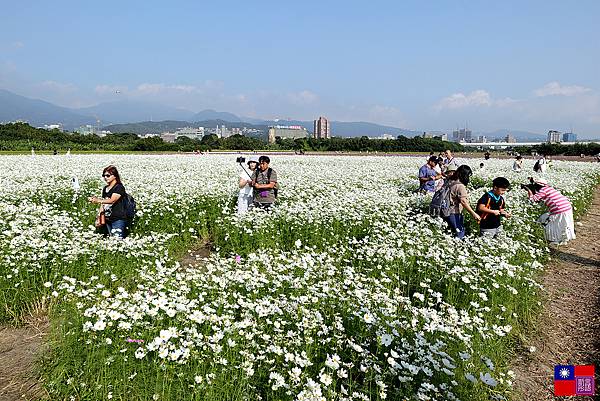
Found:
[533,159,541,173]
[429,181,452,218]
[122,193,137,220]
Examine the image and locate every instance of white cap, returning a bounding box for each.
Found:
[248,155,259,164]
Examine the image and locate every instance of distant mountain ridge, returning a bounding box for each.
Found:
[0,88,553,140]
[0,89,95,128]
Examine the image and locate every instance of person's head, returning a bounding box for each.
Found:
[427,156,438,167]
[445,164,457,179]
[248,156,259,171]
[479,162,485,168]
[102,165,121,184]
[492,177,510,196]
[454,165,472,185]
[516,155,522,160]
[444,149,453,159]
[429,151,434,156]
[258,155,270,171]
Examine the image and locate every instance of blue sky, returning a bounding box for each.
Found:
[1,1,600,136]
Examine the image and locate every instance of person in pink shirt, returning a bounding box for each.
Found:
[523,178,575,244]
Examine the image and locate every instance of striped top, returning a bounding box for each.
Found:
[529,185,572,215]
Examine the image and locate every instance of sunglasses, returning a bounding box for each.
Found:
[102,173,113,178]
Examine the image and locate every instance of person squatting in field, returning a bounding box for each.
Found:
[523,178,575,244]
[88,165,129,238]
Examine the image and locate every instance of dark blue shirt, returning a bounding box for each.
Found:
[419,165,437,192]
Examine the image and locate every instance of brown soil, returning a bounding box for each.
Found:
[0,315,49,401]
[512,186,600,400]
[180,240,211,269]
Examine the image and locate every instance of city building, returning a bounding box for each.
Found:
[452,128,472,143]
[313,116,330,139]
[422,132,433,139]
[434,133,448,141]
[505,134,516,143]
[475,135,488,143]
[39,124,63,131]
[76,125,97,135]
[547,130,562,143]
[563,132,577,142]
[373,133,395,140]
[268,125,309,143]
[174,127,204,139]
[214,125,231,138]
[160,133,177,143]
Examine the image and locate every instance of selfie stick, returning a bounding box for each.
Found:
[238,162,253,180]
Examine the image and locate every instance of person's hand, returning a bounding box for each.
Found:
[88,196,99,204]
[472,212,481,221]
[494,210,501,216]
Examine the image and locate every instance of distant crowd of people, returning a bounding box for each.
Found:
[421,149,575,245]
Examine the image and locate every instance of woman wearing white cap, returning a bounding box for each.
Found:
[237,156,259,214]
[523,178,575,244]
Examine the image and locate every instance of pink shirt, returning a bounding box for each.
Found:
[529,185,572,215]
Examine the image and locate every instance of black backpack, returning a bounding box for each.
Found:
[429,181,452,218]
[123,193,137,219]
[533,160,541,172]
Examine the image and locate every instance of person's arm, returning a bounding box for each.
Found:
[418,167,429,184]
[528,188,546,202]
[90,192,122,205]
[254,182,276,189]
[239,177,249,189]
[477,203,500,215]
[461,198,481,220]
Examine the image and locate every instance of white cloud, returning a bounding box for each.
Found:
[533,81,591,97]
[12,41,24,49]
[367,105,408,127]
[136,83,198,94]
[40,80,78,93]
[94,84,128,95]
[287,90,318,105]
[435,90,492,110]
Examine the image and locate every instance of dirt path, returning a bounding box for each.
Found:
[512,186,600,400]
[0,316,48,401]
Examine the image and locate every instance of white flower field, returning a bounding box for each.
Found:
[1,154,599,401]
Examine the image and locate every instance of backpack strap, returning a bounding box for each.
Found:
[266,168,272,182]
[478,194,493,224]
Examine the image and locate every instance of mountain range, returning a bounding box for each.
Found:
[0,88,548,140]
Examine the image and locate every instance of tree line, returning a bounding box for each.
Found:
[512,142,600,156]
[0,122,465,153]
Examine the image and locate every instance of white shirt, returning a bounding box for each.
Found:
[239,169,253,196]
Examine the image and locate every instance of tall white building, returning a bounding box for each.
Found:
[547,130,562,143]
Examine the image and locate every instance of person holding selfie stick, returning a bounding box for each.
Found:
[237,156,259,214]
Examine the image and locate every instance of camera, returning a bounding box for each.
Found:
[236,156,246,164]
